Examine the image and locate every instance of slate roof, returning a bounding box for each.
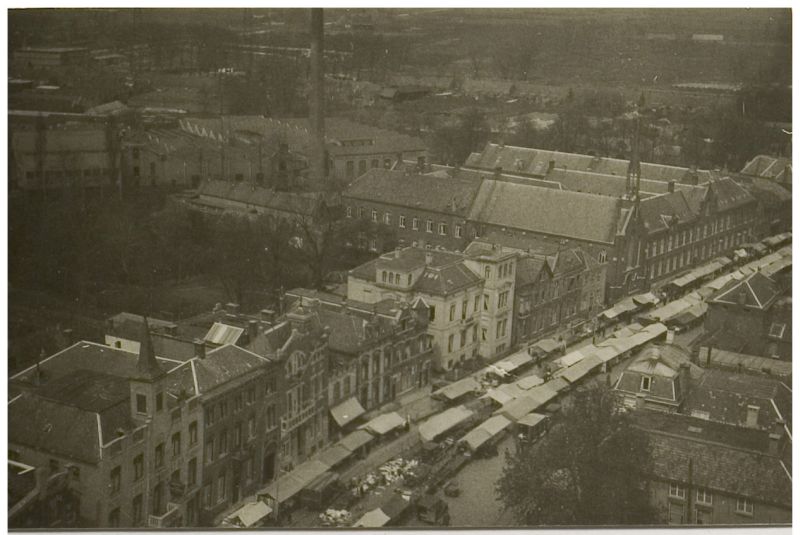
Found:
[711,272,779,310]
[350,247,482,297]
[615,344,699,403]
[640,189,701,234]
[191,344,271,395]
[684,367,792,431]
[515,256,547,287]
[741,154,791,183]
[468,179,623,244]
[196,180,323,218]
[344,168,481,216]
[10,342,180,388]
[707,178,755,211]
[647,431,791,507]
[466,143,714,183]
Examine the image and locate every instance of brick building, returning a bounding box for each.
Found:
[285,289,432,438]
[9,321,202,528]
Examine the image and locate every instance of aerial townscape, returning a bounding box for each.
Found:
[7,7,792,531]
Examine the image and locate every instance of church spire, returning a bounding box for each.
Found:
[627,111,642,201]
[134,316,164,382]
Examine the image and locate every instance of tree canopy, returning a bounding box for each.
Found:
[496,385,657,526]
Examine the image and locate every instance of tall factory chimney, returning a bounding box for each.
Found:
[309,8,326,182]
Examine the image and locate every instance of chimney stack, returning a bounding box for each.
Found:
[394,247,401,259]
[194,339,206,359]
[548,160,556,173]
[773,418,786,437]
[668,181,676,193]
[494,166,503,179]
[226,302,240,315]
[309,8,326,182]
[260,309,275,323]
[247,320,259,341]
[635,392,646,409]
[745,404,760,428]
[62,328,74,347]
[768,433,782,456]
[665,328,675,344]
[678,362,690,398]
[425,252,433,265]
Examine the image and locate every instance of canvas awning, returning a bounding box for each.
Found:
[532,338,561,354]
[517,412,548,428]
[516,374,544,390]
[355,508,391,528]
[432,376,480,401]
[734,248,748,259]
[552,350,585,369]
[317,444,352,469]
[225,501,272,528]
[362,412,406,435]
[669,273,696,288]
[495,351,534,373]
[592,346,619,363]
[545,377,570,393]
[339,429,375,452]
[751,243,768,254]
[484,388,514,405]
[330,397,366,427]
[495,384,558,422]
[419,406,474,442]
[717,256,732,267]
[262,460,328,504]
[632,292,659,306]
[459,415,511,452]
[554,354,602,384]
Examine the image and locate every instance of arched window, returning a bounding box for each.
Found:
[598,250,607,263]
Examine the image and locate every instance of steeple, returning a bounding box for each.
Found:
[626,112,642,201]
[134,316,165,382]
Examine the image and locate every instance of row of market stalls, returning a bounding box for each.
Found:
[640,242,792,329]
[255,409,410,518]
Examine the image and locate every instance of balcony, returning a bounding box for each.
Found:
[148,502,181,528]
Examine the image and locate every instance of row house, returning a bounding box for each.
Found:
[244,309,331,472]
[168,344,282,526]
[347,245,516,371]
[8,321,202,529]
[284,289,432,438]
[639,179,758,286]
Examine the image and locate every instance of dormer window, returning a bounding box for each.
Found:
[641,376,651,392]
[136,394,147,414]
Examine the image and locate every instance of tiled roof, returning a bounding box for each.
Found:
[640,189,701,234]
[647,431,791,507]
[196,180,323,218]
[193,344,271,394]
[515,256,547,287]
[711,272,779,310]
[9,394,107,464]
[344,168,481,216]
[314,308,367,354]
[707,178,755,211]
[468,179,623,244]
[684,367,792,430]
[466,143,713,184]
[741,154,791,183]
[414,262,482,295]
[10,342,181,388]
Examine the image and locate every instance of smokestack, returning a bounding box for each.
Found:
[247,320,259,342]
[309,8,326,182]
[745,405,760,428]
[194,339,206,359]
[665,329,675,344]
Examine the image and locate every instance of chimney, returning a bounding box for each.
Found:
[635,392,646,409]
[745,404,760,428]
[665,328,675,344]
[193,339,206,359]
[247,319,259,341]
[226,302,240,315]
[424,252,433,265]
[668,180,675,193]
[493,166,502,179]
[678,362,690,399]
[548,160,556,173]
[260,309,275,323]
[62,328,74,347]
[768,433,782,456]
[394,247,401,259]
[309,8,326,181]
[773,418,786,438]
[286,305,313,333]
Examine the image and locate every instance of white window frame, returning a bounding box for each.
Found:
[669,482,686,499]
[641,376,651,392]
[412,217,419,230]
[736,498,753,515]
[384,212,391,225]
[371,209,377,222]
[399,215,406,228]
[438,222,447,236]
[696,489,712,506]
[346,206,352,218]
[455,225,462,238]
[426,220,433,233]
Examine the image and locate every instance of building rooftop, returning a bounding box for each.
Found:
[711,271,780,310]
[344,168,481,217]
[468,179,623,244]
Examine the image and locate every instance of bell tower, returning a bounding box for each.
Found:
[129,317,166,421]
